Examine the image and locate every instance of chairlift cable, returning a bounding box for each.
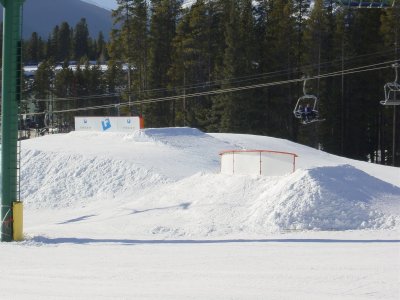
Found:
[21,50,399,103]
[21,62,395,117]
[21,54,399,103]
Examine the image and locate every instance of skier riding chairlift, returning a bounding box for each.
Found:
[293,77,324,125]
[380,63,400,106]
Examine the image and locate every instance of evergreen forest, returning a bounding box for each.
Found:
[3,0,399,166]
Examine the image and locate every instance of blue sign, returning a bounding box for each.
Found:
[101,118,112,131]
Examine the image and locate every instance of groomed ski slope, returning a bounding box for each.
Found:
[0,127,399,299]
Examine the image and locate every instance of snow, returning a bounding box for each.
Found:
[82,0,198,11]
[24,64,110,77]
[1,127,399,299]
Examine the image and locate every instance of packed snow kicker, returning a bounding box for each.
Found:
[20,127,400,236]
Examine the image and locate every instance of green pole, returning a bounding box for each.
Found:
[0,0,24,242]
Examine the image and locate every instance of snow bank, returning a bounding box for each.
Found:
[21,149,169,209]
[19,128,400,235]
[114,165,399,237]
[248,165,400,231]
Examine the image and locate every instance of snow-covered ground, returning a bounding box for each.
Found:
[1,128,399,299]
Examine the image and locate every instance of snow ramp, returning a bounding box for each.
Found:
[109,165,400,237]
[19,128,233,208]
[247,164,400,231]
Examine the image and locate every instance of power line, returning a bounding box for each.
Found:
[22,59,398,117]
[20,49,397,103]
[21,93,121,103]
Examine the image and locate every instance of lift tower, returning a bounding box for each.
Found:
[0,0,24,242]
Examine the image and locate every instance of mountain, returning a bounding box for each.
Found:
[1,0,113,39]
[82,0,117,10]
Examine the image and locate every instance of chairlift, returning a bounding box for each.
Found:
[337,0,392,8]
[380,63,400,106]
[293,77,324,125]
[44,110,57,129]
[44,110,50,128]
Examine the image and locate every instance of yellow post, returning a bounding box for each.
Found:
[12,202,23,241]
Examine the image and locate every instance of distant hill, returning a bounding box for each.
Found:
[1,0,113,39]
[82,0,117,10]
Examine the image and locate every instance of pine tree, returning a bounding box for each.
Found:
[145,0,183,127]
[82,61,106,116]
[54,63,75,126]
[300,0,331,148]
[208,0,259,133]
[110,0,149,115]
[73,18,90,60]
[219,0,258,133]
[48,25,60,60]
[32,60,54,127]
[104,60,125,116]
[58,22,72,62]
[343,9,383,161]
[25,32,41,63]
[96,31,108,62]
[258,0,297,137]
[237,0,263,134]
[169,0,219,129]
[131,0,149,94]
[380,6,400,165]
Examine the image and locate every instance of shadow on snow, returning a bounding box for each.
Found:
[31,236,400,245]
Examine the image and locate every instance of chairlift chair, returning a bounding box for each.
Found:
[380,63,400,106]
[44,110,50,128]
[293,77,324,125]
[337,0,392,7]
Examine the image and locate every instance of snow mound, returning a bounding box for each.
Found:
[131,127,232,152]
[248,165,400,231]
[18,128,400,235]
[108,166,400,238]
[21,149,170,209]
[143,127,206,137]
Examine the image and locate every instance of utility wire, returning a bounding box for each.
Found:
[21,50,398,103]
[21,93,121,103]
[21,60,397,117]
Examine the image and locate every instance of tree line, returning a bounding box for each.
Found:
[9,0,400,166]
[21,18,109,63]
